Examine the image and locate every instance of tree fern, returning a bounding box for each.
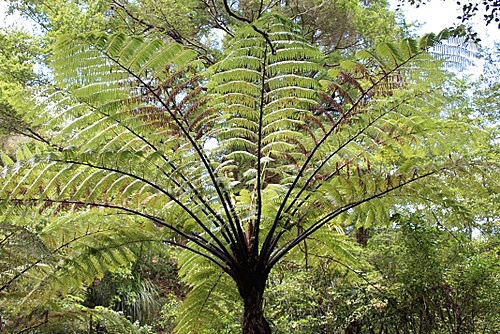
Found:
[0,12,487,333]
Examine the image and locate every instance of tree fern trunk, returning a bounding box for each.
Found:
[242,291,271,334]
[237,269,271,334]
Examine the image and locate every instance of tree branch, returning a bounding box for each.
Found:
[223,0,251,23]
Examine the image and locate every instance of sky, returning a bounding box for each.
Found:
[0,1,17,27]
[393,0,500,45]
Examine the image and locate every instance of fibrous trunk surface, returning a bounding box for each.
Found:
[238,269,271,334]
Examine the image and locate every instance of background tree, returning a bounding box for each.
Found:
[0,29,47,150]
[4,0,402,60]
[259,213,500,334]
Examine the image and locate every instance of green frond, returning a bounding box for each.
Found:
[376,42,405,65]
[209,15,326,189]
[417,31,439,50]
[175,249,241,334]
[285,226,357,268]
[54,32,197,87]
[215,81,261,96]
[0,205,165,324]
[89,306,152,333]
[399,38,419,58]
[1,151,14,165]
[3,299,150,334]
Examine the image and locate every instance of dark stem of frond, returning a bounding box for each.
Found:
[268,170,437,266]
[51,158,235,264]
[279,102,402,227]
[252,43,268,258]
[9,198,235,272]
[98,47,248,260]
[88,103,235,246]
[252,25,276,55]
[261,51,426,262]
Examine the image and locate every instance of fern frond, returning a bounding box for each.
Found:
[209,14,324,190]
[175,248,241,334]
[0,206,163,316]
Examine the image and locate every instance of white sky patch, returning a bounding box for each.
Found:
[392,0,500,45]
[394,1,461,33]
[203,137,219,151]
[0,1,23,29]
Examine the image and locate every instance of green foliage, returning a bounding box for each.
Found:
[0,29,47,146]
[275,0,402,53]
[0,9,495,333]
[0,29,45,89]
[363,215,500,333]
[173,248,241,333]
[209,14,324,187]
[0,141,169,331]
[28,304,155,334]
[7,0,115,37]
[0,206,163,332]
[264,259,365,333]
[262,214,500,334]
[84,268,161,325]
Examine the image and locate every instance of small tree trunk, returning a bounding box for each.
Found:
[237,269,271,334]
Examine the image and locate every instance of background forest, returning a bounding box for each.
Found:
[0,0,499,333]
